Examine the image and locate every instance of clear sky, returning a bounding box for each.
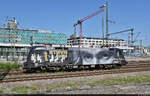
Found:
[0,0,149,46]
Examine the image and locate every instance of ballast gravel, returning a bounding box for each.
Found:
[1,71,150,94]
[49,83,150,94]
[125,56,150,61]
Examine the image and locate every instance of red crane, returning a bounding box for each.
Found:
[73,9,104,46]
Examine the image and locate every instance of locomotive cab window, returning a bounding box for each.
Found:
[118,49,124,59]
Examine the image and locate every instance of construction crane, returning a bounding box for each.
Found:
[107,28,134,46]
[73,9,104,46]
[132,32,141,44]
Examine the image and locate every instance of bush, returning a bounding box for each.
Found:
[0,62,21,70]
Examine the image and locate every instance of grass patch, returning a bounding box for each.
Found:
[68,82,77,87]
[88,82,97,88]
[55,84,64,88]
[44,81,79,92]
[5,74,33,79]
[8,74,150,93]
[88,75,150,88]
[45,84,64,93]
[11,86,37,94]
[0,89,3,94]
[0,62,21,70]
[45,87,53,92]
[108,67,147,72]
[66,81,78,90]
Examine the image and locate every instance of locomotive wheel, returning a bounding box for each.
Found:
[103,65,109,70]
[35,68,43,72]
[23,68,27,73]
[104,65,113,70]
[24,68,32,73]
[112,64,121,69]
[99,65,105,69]
[41,66,47,72]
[116,64,121,68]
[95,65,104,70]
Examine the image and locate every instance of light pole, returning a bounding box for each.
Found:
[100,4,106,47]
[140,40,143,53]
[106,0,109,39]
[105,0,109,47]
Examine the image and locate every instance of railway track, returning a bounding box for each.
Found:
[1,61,150,76]
[1,67,150,83]
[6,61,150,75]
[1,61,150,83]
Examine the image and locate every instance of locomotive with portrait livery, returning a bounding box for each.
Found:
[23,46,127,72]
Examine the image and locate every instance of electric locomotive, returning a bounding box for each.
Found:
[23,46,127,72]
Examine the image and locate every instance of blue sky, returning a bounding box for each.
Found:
[0,0,149,46]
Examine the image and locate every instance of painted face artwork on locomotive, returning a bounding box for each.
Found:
[26,46,126,66]
[72,48,116,65]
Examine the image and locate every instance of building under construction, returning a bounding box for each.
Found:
[0,18,67,62]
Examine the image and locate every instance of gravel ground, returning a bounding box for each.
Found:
[49,82,150,94]
[0,56,150,94]
[1,71,150,94]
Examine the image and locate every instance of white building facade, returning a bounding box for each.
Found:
[67,37,127,48]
